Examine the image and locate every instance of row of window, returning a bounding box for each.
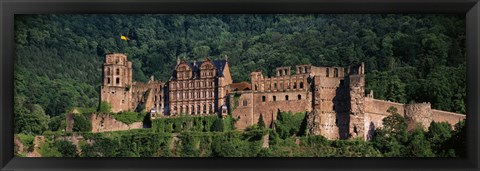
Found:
[259,94,302,103]
[254,82,304,91]
[171,91,214,100]
[177,71,215,79]
[106,77,121,85]
[326,68,342,77]
[171,81,214,89]
[172,104,214,114]
[106,68,126,75]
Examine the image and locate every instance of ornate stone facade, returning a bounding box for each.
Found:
[101,53,466,140]
[168,59,232,116]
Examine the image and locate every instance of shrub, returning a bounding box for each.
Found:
[113,111,146,125]
[98,101,111,113]
[72,114,92,132]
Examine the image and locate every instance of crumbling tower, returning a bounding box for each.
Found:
[348,62,366,140]
[100,53,133,113]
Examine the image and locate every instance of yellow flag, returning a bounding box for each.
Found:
[120,35,129,41]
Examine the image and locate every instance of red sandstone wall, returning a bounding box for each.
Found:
[364,98,405,116]
[232,90,311,130]
[432,110,466,126]
[90,113,143,133]
[231,92,254,130]
[252,91,311,129]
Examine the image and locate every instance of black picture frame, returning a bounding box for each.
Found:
[1,0,479,170]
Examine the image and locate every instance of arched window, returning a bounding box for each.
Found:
[197,105,201,114]
[285,95,289,101]
[273,96,276,101]
[300,82,304,89]
[298,94,302,100]
[203,104,207,113]
[326,68,330,77]
[255,84,258,91]
[116,68,120,75]
[243,100,248,106]
[116,78,120,84]
[293,82,297,89]
[334,68,339,77]
[274,83,277,89]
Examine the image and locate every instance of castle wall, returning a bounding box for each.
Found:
[231,92,254,130]
[432,110,466,127]
[101,86,131,113]
[252,91,311,129]
[404,103,433,130]
[90,113,143,133]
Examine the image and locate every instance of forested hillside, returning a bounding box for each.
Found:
[14,14,466,132]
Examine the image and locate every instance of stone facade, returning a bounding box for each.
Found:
[168,59,232,117]
[101,53,466,140]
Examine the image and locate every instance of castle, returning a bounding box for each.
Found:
[100,53,466,140]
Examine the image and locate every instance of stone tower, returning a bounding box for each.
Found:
[348,62,366,139]
[100,53,133,113]
[404,102,433,130]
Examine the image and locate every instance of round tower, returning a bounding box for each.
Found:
[404,102,433,130]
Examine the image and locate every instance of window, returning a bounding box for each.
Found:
[298,94,302,100]
[255,84,258,91]
[334,68,339,77]
[262,96,266,102]
[197,105,201,114]
[203,104,207,113]
[293,82,297,89]
[273,96,276,101]
[116,78,120,84]
[107,77,111,84]
[285,95,289,101]
[243,100,248,106]
[154,96,157,102]
[116,68,120,75]
[300,82,304,89]
[326,68,330,77]
[274,83,277,89]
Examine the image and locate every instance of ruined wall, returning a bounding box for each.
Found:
[432,110,466,126]
[252,91,311,129]
[231,92,254,130]
[349,73,366,139]
[90,113,143,133]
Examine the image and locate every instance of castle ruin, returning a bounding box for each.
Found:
[100,53,466,140]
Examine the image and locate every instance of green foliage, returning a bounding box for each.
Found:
[16,134,35,152]
[53,140,78,157]
[257,114,266,129]
[48,114,66,131]
[113,111,146,125]
[275,111,307,139]
[38,140,62,157]
[427,121,453,156]
[14,95,50,134]
[152,115,235,133]
[72,114,92,132]
[98,101,112,113]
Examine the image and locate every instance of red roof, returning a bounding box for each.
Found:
[230,82,251,91]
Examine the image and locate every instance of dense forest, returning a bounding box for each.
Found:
[13,15,466,154]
